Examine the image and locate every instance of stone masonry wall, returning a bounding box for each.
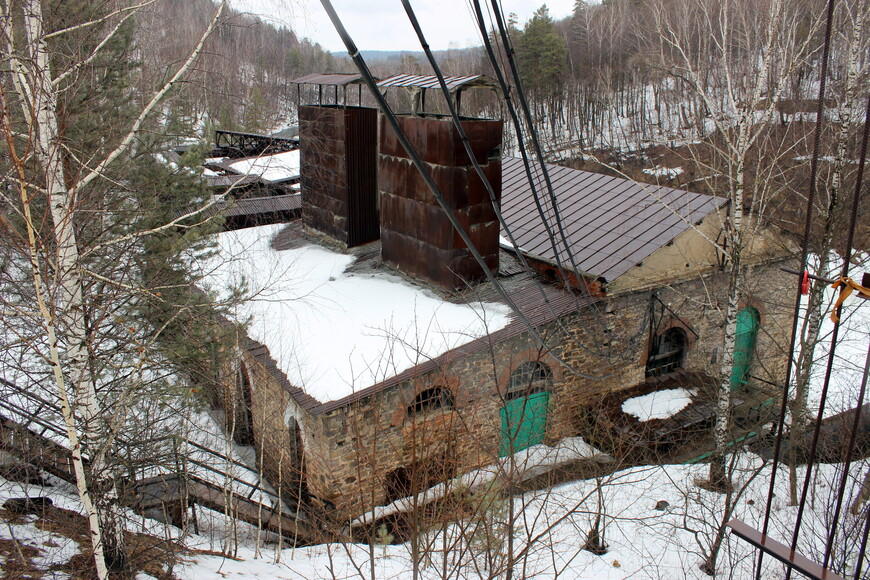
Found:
[298,258,792,520]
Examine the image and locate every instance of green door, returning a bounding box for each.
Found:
[499,391,550,456]
[730,307,760,390]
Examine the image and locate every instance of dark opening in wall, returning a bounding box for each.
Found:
[383,451,457,504]
[233,364,255,445]
[646,327,687,377]
[407,386,454,417]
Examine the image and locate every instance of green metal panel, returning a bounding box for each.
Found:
[730,307,760,390]
[499,391,549,457]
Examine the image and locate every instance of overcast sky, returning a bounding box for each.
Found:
[232,0,577,52]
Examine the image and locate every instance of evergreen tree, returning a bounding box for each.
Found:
[517,5,568,98]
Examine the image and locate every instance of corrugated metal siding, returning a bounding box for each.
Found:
[500,157,726,282]
[377,74,495,91]
[299,105,379,247]
[290,73,365,86]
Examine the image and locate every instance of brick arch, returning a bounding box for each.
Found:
[495,349,563,399]
[640,317,698,369]
[389,372,460,427]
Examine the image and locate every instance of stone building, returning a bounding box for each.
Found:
[201,88,796,524]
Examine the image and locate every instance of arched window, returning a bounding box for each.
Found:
[507,361,552,400]
[407,386,454,417]
[730,307,760,390]
[646,327,688,377]
[233,364,255,445]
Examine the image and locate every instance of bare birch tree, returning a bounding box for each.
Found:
[649,0,823,489]
[0,0,226,576]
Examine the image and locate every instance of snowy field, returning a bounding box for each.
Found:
[197,224,513,402]
[2,451,866,579]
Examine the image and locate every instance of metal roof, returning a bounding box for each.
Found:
[500,157,727,282]
[376,74,498,91]
[174,194,301,222]
[289,73,367,86]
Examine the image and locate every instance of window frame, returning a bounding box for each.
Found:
[645,326,688,378]
[407,385,455,417]
[506,361,553,400]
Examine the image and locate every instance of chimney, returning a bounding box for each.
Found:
[379,115,502,290]
[299,105,379,247]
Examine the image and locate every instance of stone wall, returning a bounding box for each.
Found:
[294,258,792,519]
[234,256,792,521]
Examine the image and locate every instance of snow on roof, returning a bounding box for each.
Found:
[621,388,696,422]
[198,224,513,403]
[227,150,300,182]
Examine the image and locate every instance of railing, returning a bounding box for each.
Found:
[0,377,326,541]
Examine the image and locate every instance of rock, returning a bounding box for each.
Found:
[654,500,670,511]
[3,496,53,515]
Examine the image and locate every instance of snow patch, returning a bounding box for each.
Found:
[642,166,684,179]
[622,388,696,422]
[227,150,300,182]
[198,224,513,402]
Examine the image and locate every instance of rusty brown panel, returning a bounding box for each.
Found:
[379,115,405,159]
[378,113,501,291]
[300,105,379,246]
[455,119,503,166]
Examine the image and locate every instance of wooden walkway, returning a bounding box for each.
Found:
[0,379,326,545]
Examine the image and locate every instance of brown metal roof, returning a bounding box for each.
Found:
[376,74,498,91]
[289,73,367,86]
[500,157,727,282]
[174,194,301,222]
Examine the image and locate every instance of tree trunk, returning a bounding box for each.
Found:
[21,0,127,573]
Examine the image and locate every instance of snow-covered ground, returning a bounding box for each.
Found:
[3,450,866,579]
[197,224,513,402]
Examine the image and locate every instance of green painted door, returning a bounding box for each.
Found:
[499,391,549,456]
[730,307,760,390]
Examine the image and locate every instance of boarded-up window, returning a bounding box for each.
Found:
[501,362,552,456]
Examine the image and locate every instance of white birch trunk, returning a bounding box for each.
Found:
[20,0,127,572]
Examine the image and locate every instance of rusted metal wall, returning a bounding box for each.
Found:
[299,105,379,247]
[379,115,502,290]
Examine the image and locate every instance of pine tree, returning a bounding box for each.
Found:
[517,5,568,98]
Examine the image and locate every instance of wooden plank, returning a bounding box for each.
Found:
[727,519,845,580]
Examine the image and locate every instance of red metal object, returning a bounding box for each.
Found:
[379,114,502,290]
[801,270,810,294]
